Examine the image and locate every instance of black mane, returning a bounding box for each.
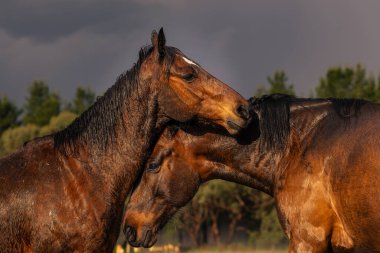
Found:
[328,98,367,119]
[54,45,172,154]
[250,94,294,150]
[249,94,368,150]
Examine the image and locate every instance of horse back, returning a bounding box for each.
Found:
[0,136,67,251]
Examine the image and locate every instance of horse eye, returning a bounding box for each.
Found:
[182,73,196,82]
[146,163,161,173]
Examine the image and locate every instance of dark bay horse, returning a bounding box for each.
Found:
[0,28,251,252]
[124,94,380,252]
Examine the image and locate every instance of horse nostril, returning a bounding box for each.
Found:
[124,225,130,235]
[143,230,153,248]
[236,104,250,120]
[125,226,136,242]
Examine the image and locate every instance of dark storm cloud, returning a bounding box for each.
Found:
[1,0,380,104]
[0,1,140,41]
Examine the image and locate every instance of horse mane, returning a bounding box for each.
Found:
[54,45,174,154]
[328,98,367,119]
[250,94,294,150]
[250,94,368,150]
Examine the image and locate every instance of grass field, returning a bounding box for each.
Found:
[187,249,287,253]
[118,244,287,253]
[118,245,287,253]
[184,245,287,253]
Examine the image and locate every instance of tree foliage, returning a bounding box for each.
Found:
[0,82,83,157]
[0,96,21,135]
[0,111,76,156]
[1,124,40,154]
[176,180,288,248]
[39,111,77,136]
[23,81,61,126]
[316,64,380,101]
[66,87,96,115]
[248,194,287,248]
[255,70,295,97]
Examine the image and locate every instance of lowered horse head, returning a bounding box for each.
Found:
[140,28,250,135]
[123,121,261,248]
[123,127,207,247]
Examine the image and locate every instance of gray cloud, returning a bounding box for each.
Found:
[1,0,380,104]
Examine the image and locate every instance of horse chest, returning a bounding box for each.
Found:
[25,178,121,252]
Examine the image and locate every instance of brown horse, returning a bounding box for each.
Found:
[124,94,380,252]
[0,28,250,252]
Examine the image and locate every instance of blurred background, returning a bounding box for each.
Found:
[1,1,380,252]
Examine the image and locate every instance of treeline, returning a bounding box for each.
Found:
[0,81,95,156]
[2,64,380,248]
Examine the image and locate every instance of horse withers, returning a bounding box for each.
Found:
[0,28,250,252]
[124,95,380,252]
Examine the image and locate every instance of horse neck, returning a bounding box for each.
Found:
[268,99,332,194]
[229,141,276,196]
[69,83,168,215]
[201,135,274,196]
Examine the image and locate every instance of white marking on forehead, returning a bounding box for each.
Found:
[182,56,198,66]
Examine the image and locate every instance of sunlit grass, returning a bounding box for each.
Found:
[187,250,286,253]
[116,244,288,253]
[186,246,287,253]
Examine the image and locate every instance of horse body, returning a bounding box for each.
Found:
[0,29,250,252]
[0,85,163,252]
[277,103,380,252]
[0,137,110,252]
[124,95,380,252]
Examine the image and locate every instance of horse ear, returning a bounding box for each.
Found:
[151,28,166,58]
[157,27,166,57]
[151,29,158,47]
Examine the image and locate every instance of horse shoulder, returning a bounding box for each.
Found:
[275,144,356,252]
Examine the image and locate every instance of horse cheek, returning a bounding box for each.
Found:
[158,83,199,122]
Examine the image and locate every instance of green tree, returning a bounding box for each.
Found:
[1,124,40,154]
[66,87,96,114]
[255,70,295,96]
[248,193,288,248]
[39,111,77,136]
[316,64,378,101]
[0,111,76,157]
[0,96,21,135]
[178,194,209,246]
[179,180,275,247]
[23,81,61,126]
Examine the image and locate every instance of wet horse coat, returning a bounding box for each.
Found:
[124,95,380,252]
[0,29,250,252]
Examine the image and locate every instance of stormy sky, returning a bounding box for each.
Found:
[1,0,380,104]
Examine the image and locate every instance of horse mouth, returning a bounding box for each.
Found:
[227,120,244,133]
[128,234,157,248]
[125,226,158,248]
